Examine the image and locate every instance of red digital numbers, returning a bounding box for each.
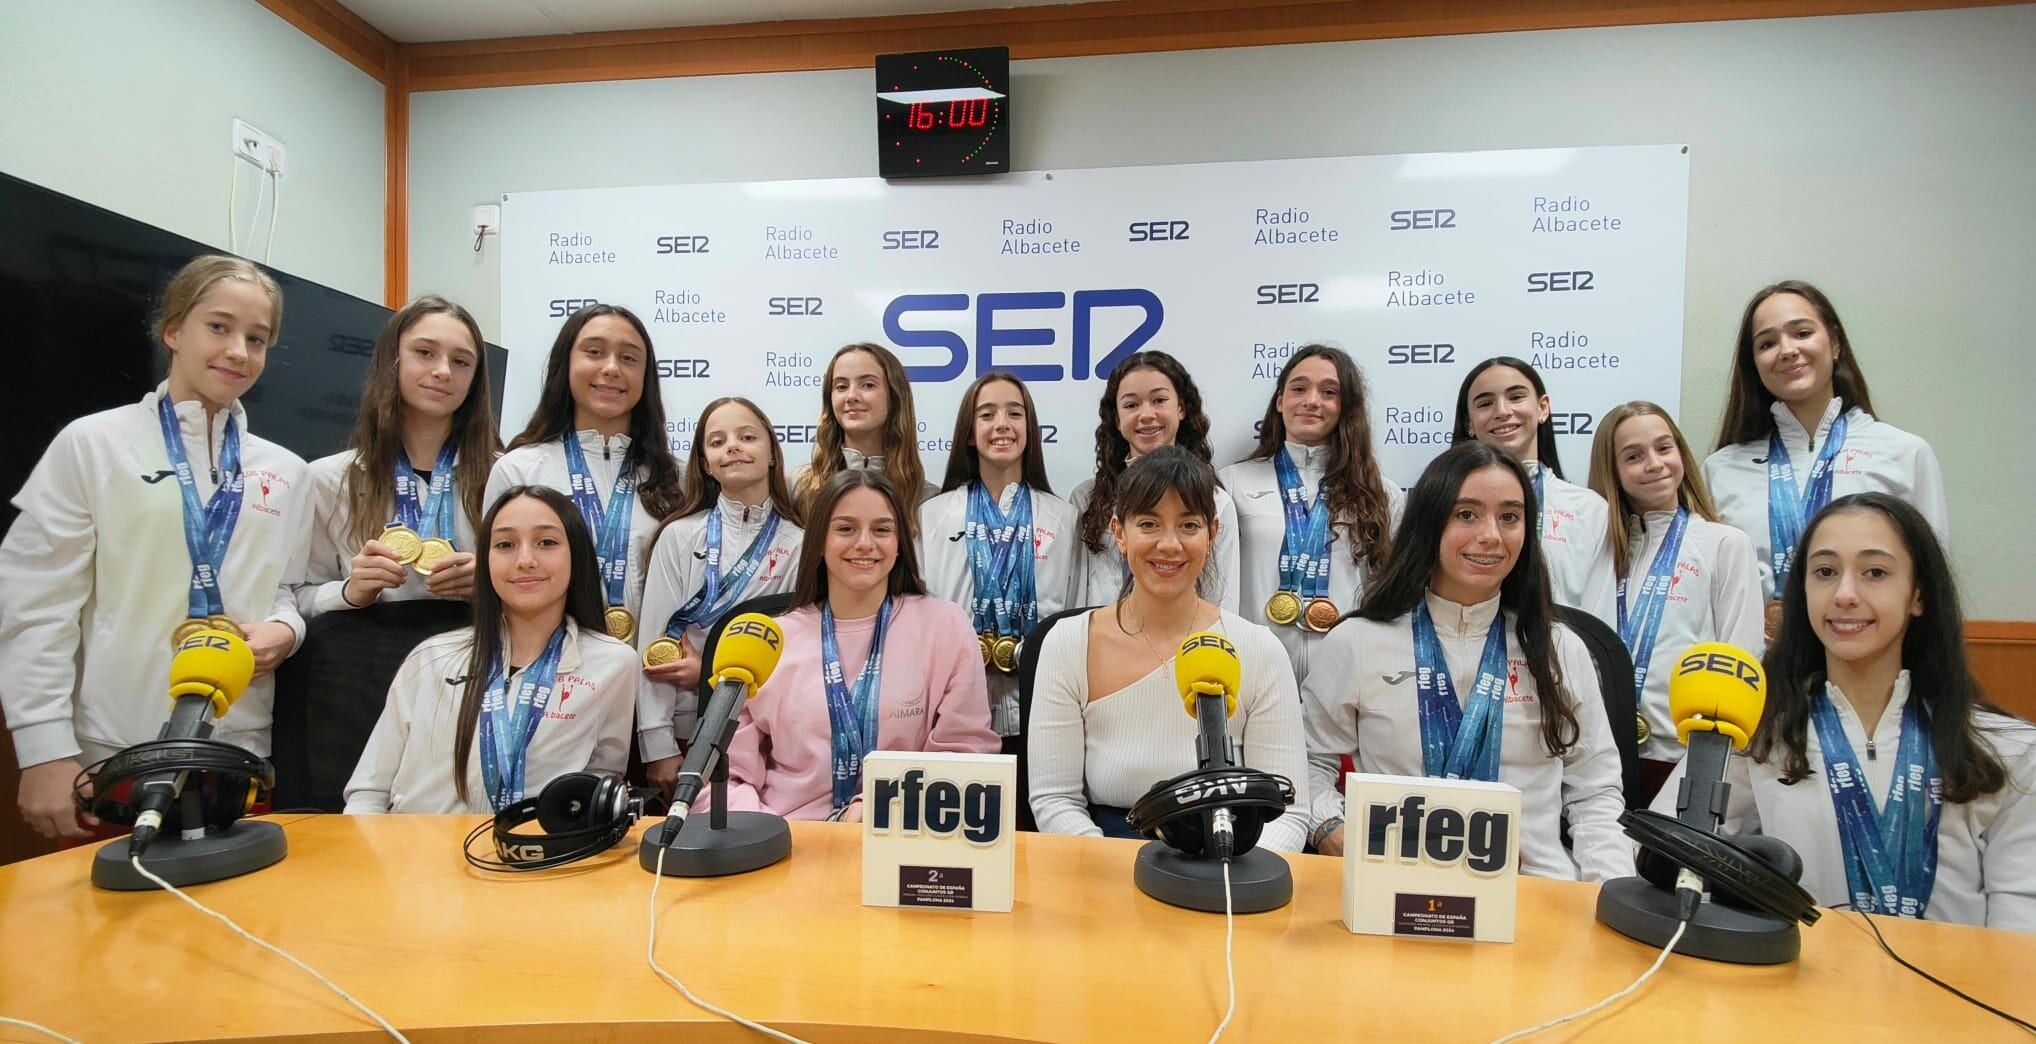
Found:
[905,98,991,132]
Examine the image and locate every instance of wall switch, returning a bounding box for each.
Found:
[231,119,286,177]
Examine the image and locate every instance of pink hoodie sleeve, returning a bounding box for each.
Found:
[923,603,999,754]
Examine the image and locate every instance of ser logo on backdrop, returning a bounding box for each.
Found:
[883,229,941,250]
[548,298,600,318]
[1386,343,1455,365]
[1526,270,1595,293]
[1389,209,1457,230]
[1255,283,1321,305]
[654,235,711,254]
[883,289,1163,383]
[1549,413,1595,435]
[1127,220,1191,243]
[767,296,824,317]
[656,359,712,379]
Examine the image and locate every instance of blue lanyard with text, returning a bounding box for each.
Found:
[1412,602,1510,781]
[664,508,781,639]
[1273,448,1332,599]
[1617,508,1690,694]
[393,441,460,543]
[1533,467,1548,540]
[823,598,894,811]
[156,396,245,619]
[477,623,569,812]
[562,434,638,607]
[964,481,1037,639]
[1811,683,1940,918]
[1766,412,1848,595]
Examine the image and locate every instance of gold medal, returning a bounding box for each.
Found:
[205,614,244,639]
[379,524,423,566]
[1635,712,1652,745]
[643,637,685,669]
[604,606,637,642]
[978,632,996,667]
[1264,591,1302,626]
[1303,598,1341,634]
[991,636,1020,674]
[413,538,456,576]
[171,618,209,647]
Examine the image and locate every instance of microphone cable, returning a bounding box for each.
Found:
[0,1015,79,1043]
[1488,907,1692,1043]
[1205,857,1237,1044]
[126,855,408,1042]
[1837,903,2036,1034]
[645,844,812,1043]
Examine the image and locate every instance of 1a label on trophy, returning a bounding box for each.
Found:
[1342,773,1520,943]
[862,751,1016,913]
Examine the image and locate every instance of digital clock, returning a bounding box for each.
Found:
[875,46,1010,179]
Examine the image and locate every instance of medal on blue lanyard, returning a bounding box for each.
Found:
[663,508,782,639]
[1270,448,1336,631]
[395,442,461,575]
[965,482,1036,673]
[1765,412,1848,596]
[477,622,570,812]
[1412,601,1510,782]
[822,598,894,811]
[561,434,640,640]
[1617,508,1690,694]
[1811,683,1941,918]
[157,396,246,645]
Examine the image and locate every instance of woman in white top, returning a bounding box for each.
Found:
[636,396,805,792]
[918,373,1079,739]
[1029,447,1309,850]
[1068,350,1240,611]
[1702,281,1949,641]
[1,255,309,840]
[1652,494,2035,931]
[344,486,637,814]
[486,304,684,645]
[1587,401,1764,800]
[791,342,938,521]
[1218,345,1402,687]
[1452,355,1615,622]
[293,295,500,618]
[1303,440,1632,882]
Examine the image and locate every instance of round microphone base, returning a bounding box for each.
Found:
[638,811,791,877]
[1134,842,1293,914]
[91,820,288,891]
[1596,876,1801,964]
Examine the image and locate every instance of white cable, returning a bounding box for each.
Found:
[245,169,268,263]
[646,845,812,1043]
[261,162,280,264]
[226,158,240,254]
[1206,859,1236,1044]
[1488,918,1689,1044]
[127,856,409,1042]
[0,1015,79,1043]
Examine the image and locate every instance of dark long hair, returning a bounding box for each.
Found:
[1452,356,1566,480]
[940,372,1053,495]
[338,295,501,549]
[1715,280,1878,449]
[1078,351,1214,555]
[452,485,609,804]
[789,469,928,609]
[506,303,684,519]
[1750,493,2007,802]
[798,343,928,519]
[1356,441,1581,758]
[1108,445,1222,610]
[662,397,802,532]
[1244,345,1394,571]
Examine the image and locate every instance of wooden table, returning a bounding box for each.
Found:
[1,815,2030,1042]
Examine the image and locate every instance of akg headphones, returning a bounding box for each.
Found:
[1621,809,1822,925]
[77,738,275,834]
[462,772,660,872]
[1126,765,1296,859]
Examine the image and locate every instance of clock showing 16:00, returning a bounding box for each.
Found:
[875,46,1010,179]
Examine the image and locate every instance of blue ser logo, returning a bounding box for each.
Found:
[882,289,1164,382]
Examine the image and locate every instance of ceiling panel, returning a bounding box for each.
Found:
[341,0,1087,43]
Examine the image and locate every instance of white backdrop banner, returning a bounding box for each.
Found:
[500,145,1689,491]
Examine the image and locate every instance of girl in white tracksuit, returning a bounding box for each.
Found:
[917,373,1078,739]
[1452,356,1616,623]
[1651,493,2034,931]
[635,397,804,792]
[790,342,939,520]
[0,256,308,840]
[485,304,685,645]
[291,295,500,619]
[1302,440,1632,882]
[345,486,637,814]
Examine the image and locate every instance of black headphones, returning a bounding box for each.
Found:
[1126,766,1296,859]
[462,772,659,873]
[1621,809,1822,925]
[77,738,275,834]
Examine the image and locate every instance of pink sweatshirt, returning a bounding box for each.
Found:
[709,594,998,819]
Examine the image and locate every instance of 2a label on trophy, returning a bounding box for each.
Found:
[863,751,1016,912]
[899,866,975,908]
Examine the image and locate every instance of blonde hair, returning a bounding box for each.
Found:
[1587,401,1720,577]
[152,255,284,346]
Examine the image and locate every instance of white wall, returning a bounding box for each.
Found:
[0,0,386,302]
[407,5,2036,617]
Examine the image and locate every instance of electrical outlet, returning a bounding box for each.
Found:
[231,119,286,177]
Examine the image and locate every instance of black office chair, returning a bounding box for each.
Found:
[1553,605,1643,809]
[1014,605,1098,832]
[271,599,472,811]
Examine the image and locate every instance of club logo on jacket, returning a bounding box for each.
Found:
[246,469,293,517]
[1504,659,1534,704]
[763,547,791,581]
[1839,447,1874,474]
[1669,562,1700,604]
[1032,526,1056,560]
[547,675,587,720]
[1543,508,1575,542]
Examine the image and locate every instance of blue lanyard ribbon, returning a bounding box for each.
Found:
[155,396,245,619]
[1272,448,1332,599]
[964,482,1037,639]
[1617,508,1690,694]
[393,442,460,544]
[1811,684,1941,918]
[1533,467,1548,540]
[477,623,570,812]
[1412,602,1510,781]
[823,598,894,811]
[561,434,639,608]
[663,508,782,639]
[1766,412,1848,595]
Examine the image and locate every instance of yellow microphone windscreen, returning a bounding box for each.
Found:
[712,613,786,692]
[1174,631,1241,718]
[1668,642,1768,750]
[169,629,257,718]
